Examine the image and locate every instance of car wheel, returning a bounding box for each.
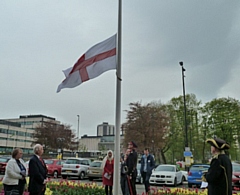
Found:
[53,171,58,178]
[79,172,85,180]
[62,175,67,179]
[174,178,177,187]
[188,183,192,188]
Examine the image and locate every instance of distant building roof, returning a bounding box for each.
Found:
[20,114,55,120]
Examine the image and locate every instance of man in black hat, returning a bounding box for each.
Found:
[126,141,138,195]
[202,137,232,195]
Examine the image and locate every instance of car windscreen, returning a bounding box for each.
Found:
[233,164,240,172]
[90,162,102,167]
[0,158,9,163]
[155,166,175,172]
[44,160,54,164]
[190,166,209,171]
[65,159,80,164]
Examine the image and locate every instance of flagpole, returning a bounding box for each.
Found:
[113,0,122,194]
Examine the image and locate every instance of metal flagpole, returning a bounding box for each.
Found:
[113,0,122,194]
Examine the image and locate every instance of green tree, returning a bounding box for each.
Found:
[165,94,202,163]
[201,97,240,161]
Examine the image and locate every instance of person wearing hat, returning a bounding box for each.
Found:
[126,141,138,195]
[202,137,232,195]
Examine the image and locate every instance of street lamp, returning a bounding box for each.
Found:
[77,115,80,151]
[10,132,17,150]
[57,138,65,160]
[179,61,188,148]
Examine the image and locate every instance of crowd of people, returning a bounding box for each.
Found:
[1,137,233,195]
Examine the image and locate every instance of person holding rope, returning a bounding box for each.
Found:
[126,141,138,195]
[120,149,130,195]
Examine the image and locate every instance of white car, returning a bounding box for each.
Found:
[149,164,184,186]
[61,158,91,180]
[180,170,188,181]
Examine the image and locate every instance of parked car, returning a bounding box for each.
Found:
[87,160,103,181]
[0,156,11,174]
[149,164,184,186]
[232,162,240,187]
[44,159,65,178]
[181,170,188,181]
[61,158,91,179]
[187,164,210,188]
[136,163,143,184]
[25,160,29,175]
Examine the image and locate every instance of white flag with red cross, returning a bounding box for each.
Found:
[57,34,116,93]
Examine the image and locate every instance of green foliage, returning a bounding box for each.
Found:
[164,94,202,163]
[124,95,240,163]
[201,97,240,161]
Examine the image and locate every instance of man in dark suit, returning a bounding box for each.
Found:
[120,149,130,195]
[28,144,48,195]
[126,141,138,195]
[140,148,155,194]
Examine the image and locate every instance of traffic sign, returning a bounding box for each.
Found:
[184,151,192,157]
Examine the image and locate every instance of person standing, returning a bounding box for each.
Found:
[120,149,130,195]
[140,148,155,194]
[126,141,138,195]
[3,148,27,195]
[202,137,232,195]
[102,150,114,195]
[28,144,48,195]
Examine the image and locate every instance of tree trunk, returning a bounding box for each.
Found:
[161,149,167,164]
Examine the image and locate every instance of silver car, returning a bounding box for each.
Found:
[136,163,143,184]
[61,158,91,180]
[87,160,103,181]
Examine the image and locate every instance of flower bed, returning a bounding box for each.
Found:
[1,178,240,195]
[154,187,240,195]
[154,187,207,195]
[0,179,105,195]
[47,180,105,195]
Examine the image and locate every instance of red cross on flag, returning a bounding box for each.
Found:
[57,34,117,93]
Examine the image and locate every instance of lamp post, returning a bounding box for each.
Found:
[11,132,16,150]
[77,115,80,151]
[179,61,188,148]
[57,138,65,160]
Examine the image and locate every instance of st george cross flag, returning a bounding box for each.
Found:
[57,34,117,93]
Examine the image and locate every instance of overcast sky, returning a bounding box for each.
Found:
[1,0,240,137]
